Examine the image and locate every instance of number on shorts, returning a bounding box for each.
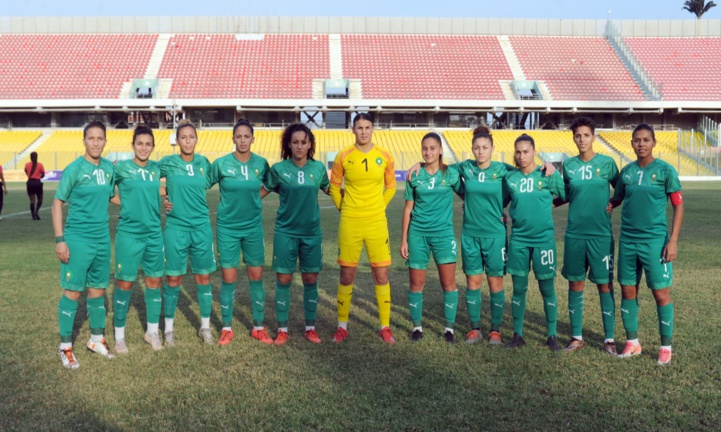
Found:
[540,249,554,266]
[602,254,613,270]
[93,169,106,185]
[519,178,534,193]
[501,247,507,262]
[185,164,194,176]
[580,166,593,180]
[298,171,305,184]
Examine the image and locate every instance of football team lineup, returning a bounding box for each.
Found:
[49,112,683,369]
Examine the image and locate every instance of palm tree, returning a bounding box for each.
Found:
[683,0,717,19]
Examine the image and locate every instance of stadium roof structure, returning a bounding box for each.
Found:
[1,16,721,114]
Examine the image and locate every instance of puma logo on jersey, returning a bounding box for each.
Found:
[283,173,291,179]
[510,182,518,188]
[567,169,576,175]
[83,174,92,180]
[624,174,632,181]
[549,266,555,271]
[227,169,236,175]
[417,180,425,185]
[663,273,670,279]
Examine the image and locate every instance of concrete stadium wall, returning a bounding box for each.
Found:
[2,16,721,36]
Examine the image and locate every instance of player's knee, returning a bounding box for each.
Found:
[63,290,81,301]
[371,268,389,285]
[652,288,672,306]
[167,276,183,286]
[247,266,263,281]
[339,267,356,286]
[277,273,293,285]
[300,273,318,285]
[195,274,211,285]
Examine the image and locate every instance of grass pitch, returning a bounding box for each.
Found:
[0,181,720,431]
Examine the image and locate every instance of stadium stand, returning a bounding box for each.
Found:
[0,35,157,99]
[341,35,513,99]
[158,34,330,98]
[0,130,42,167]
[625,37,721,101]
[509,37,646,101]
[598,130,713,175]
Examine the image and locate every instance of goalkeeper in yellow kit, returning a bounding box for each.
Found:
[329,113,397,344]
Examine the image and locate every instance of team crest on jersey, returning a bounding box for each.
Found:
[441,179,446,186]
[493,173,497,180]
[255,168,260,177]
[106,173,111,180]
[199,167,205,175]
[596,168,601,176]
[538,181,543,190]
[651,173,657,182]
[309,173,314,180]
[375,157,383,166]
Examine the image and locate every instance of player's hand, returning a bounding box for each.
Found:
[606,202,613,215]
[407,162,422,179]
[502,213,509,224]
[662,241,678,263]
[400,241,409,260]
[541,162,555,176]
[163,197,173,213]
[3,188,7,195]
[56,242,70,264]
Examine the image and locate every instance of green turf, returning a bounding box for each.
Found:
[0,181,720,431]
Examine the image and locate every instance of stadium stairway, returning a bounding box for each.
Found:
[329,35,343,80]
[594,133,632,167]
[145,34,173,79]
[7,129,54,170]
[439,132,459,165]
[498,36,526,80]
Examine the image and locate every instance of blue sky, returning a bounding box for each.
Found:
[3,0,720,20]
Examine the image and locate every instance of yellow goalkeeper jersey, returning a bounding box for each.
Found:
[329,144,396,219]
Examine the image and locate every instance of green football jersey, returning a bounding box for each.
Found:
[55,156,115,240]
[504,167,565,246]
[263,159,330,238]
[114,159,162,237]
[209,152,269,233]
[405,165,463,236]
[563,154,619,239]
[456,160,509,238]
[160,154,211,230]
[613,159,681,241]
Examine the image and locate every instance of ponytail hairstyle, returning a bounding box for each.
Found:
[233,118,254,136]
[29,151,38,178]
[421,132,446,176]
[133,125,155,147]
[513,133,536,168]
[281,123,316,161]
[472,125,493,146]
[176,119,196,140]
[632,123,656,141]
